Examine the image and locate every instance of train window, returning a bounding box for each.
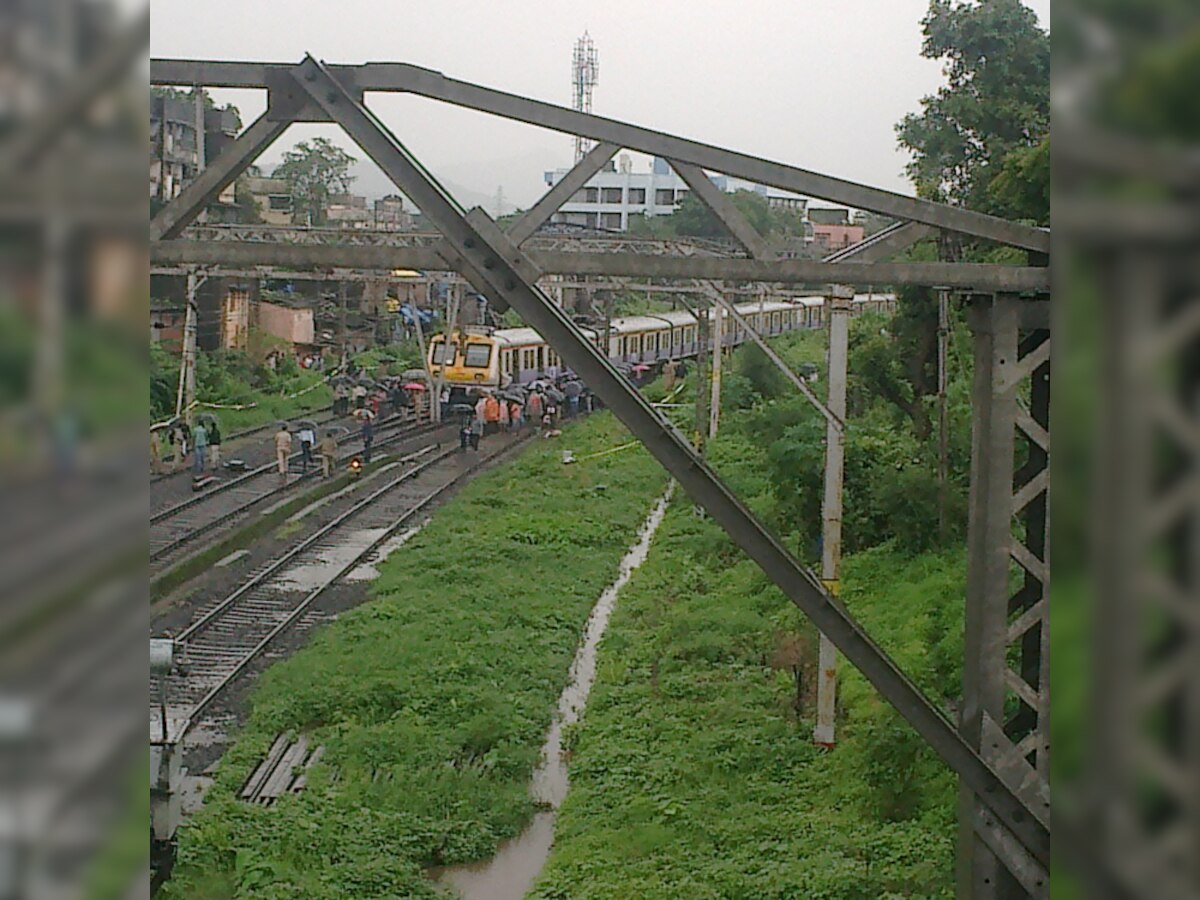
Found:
[430,340,457,365]
[464,344,492,368]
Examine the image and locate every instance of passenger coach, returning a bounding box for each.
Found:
[427,292,896,390]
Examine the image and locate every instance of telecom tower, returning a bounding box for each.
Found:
[571,31,599,163]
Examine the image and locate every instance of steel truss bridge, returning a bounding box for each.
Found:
[138,50,1174,900]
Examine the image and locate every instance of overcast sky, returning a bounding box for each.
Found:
[150,0,1049,210]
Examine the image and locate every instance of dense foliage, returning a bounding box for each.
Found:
[897,0,1050,222]
[272,137,358,227]
[150,341,331,432]
[523,321,970,896]
[531,509,964,899]
[162,415,668,898]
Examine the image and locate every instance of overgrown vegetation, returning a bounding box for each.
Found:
[150,339,331,432]
[162,415,668,898]
[532,319,973,896]
[531,511,963,898]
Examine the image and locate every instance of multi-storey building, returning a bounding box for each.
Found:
[543,154,810,234]
[150,95,239,207]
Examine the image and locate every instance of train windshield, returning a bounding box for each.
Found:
[463,343,492,368]
[430,340,457,365]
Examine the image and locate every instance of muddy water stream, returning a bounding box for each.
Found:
[435,485,674,899]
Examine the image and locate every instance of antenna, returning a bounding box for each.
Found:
[571,31,599,163]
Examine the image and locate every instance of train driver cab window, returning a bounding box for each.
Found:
[430,340,457,365]
[464,343,492,368]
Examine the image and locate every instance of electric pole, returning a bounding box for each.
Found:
[814,285,853,747]
[708,290,724,440]
[175,270,201,423]
[937,287,950,541]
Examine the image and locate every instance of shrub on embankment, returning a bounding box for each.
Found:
[161,413,668,898]
[530,502,964,899]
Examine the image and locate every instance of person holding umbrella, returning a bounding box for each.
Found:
[192,420,208,474]
[297,421,317,474]
[360,411,375,463]
[564,380,582,418]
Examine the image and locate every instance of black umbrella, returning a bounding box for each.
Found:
[544,388,565,403]
[195,412,219,427]
[294,419,318,432]
[563,381,582,398]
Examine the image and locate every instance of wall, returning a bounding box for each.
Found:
[258,300,315,347]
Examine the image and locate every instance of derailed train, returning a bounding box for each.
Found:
[427,292,896,391]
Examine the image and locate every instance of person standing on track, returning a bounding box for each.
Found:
[274,423,292,480]
[474,393,488,436]
[319,430,338,478]
[191,421,208,474]
[151,430,163,475]
[361,416,375,464]
[483,393,501,436]
[525,391,543,430]
[298,423,316,474]
[208,420,222,470]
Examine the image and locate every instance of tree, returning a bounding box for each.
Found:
[896,0,1049,215]
[272,137,357,226]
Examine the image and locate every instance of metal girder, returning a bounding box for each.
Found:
[150,57,1049,254]
[670,160,773,260]
[960,295,1051,898]
[289,53,1050,867]
[150,239,1049,292]
[150,109,291,242]
[824,221,936,263]
[507,141,619,244]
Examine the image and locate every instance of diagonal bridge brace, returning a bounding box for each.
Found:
[289,53,1049,871]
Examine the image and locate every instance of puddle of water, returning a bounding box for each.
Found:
[436,485,674,900]
[270,527,388,592]
[344,524,425,582]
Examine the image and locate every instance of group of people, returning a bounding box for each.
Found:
[273,422,355,481]
[152,417,223,476]
[333,378,418,420]
[458,378,594,451]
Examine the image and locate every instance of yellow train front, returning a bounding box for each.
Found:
[426,330,502,392]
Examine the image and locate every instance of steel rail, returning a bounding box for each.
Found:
[150,405,339,485]
[149,419,445,565]
[151,413,422,525]
[290,55,1050,867]
[164,431,535,740]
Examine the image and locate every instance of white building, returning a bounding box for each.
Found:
[543,154,808,232]
[545,155,687,230]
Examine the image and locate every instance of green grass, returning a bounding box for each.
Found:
[530,504,963,899]
[161,413,669,898]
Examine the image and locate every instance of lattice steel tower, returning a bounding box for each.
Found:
[571,31,599,163]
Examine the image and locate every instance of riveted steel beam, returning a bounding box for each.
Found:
[289,53,1050,867]
[508,142,619,244]
[824,221,936,263]
[150,239,1050,292]
[150,57,1049,253]
[670,159,773,260]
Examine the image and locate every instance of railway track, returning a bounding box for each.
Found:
[149,416,448,576]
[150,405,338,485]
[151,431,533,745]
